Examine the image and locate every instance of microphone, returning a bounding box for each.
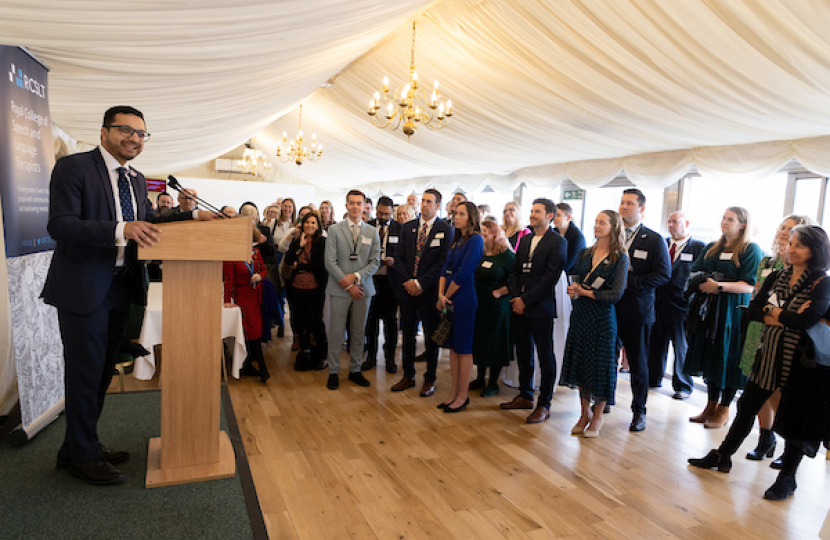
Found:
[166,176,231,219]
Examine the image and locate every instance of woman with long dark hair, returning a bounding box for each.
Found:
[689,225,830,501]
[560,210,628,437]
[436,201,484,412]
[284,212,328,368]
[684,207,763,428]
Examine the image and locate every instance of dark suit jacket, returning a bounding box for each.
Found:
[655,237,706,316]
[615,224,671,325]
[42,147,192,315]
[368,218,402,261]
[561,222,586,274]
[394,217,453,300]
[508,227,568,319]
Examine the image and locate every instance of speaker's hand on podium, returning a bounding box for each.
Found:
[196,210,220,221]
[125,221,161,247]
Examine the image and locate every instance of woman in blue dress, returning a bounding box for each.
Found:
[437,202,484,413]
[560,210,628,437]
[684,207,763,429]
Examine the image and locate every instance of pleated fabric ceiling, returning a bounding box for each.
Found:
[3,0,830,194]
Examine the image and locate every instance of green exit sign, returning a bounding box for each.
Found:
[563,189,584,200]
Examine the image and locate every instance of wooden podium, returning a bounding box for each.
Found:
[138,217,251,488]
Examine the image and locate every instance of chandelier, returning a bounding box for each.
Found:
[237,139,272,177]
[276,104,322,166]
[367,22,453,139]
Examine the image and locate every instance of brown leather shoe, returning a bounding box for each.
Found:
[391,378,416,392]
[420,381,436,397]
[526,406,550,424]
[500,396,534,410]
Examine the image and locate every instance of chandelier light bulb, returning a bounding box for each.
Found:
[447,99,452,115]
[434,80,439,90]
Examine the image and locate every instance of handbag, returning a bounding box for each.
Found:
[806,319,830,367]
[431,307,453,347]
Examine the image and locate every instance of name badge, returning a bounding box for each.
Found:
[591,276,605,289]
[430,239,441,248]
[388,236,398,244]
[633,249,648,260]
[481,261,493,269]
[768,292,782,307]
[680,253,693,262]
[523,262,532,273]
[720,252,733,261]
[761,268,772,278]
[361,236,372,245]
[435,232,445,239]
[349,253,358,261]
[445,269,453,275]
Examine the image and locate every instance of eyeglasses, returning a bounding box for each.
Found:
[106,125,151,142]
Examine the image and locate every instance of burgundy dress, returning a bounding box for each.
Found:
[223,247,266,341]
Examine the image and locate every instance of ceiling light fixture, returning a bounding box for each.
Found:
[367,21,453,139]
[237,138,271,177]
[276,104,322,166]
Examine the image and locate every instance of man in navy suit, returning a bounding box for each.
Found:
[648,211,705,399]
[501,198,568,423]
[554,202,587,274]
[42,106,213,485]
[363,196,402,374]
[615,188,671,432]
[391,189,453,396]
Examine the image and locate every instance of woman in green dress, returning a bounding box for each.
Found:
[740,215,813,461]
[685,207,763,428]
[471,219,515,397]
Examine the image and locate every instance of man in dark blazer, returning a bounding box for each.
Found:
[363,196,402,374]
[615,188,671,432]
[648,211,705,399]
[391,189,453,396]
[501,198,568,423]
[42,106,212,485]
[554,202,587,274]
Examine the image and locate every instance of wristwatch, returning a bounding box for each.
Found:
[717,284,724,292]
[763,304,773,315]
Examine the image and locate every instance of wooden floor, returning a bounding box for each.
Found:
[115,332,830,540]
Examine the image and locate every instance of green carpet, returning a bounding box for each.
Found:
[0,388,267,540]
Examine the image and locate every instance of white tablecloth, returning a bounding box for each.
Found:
[502,271,572,391]
[134,283,248,380]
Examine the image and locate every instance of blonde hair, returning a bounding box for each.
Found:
[706,206,752,266]
[319,200,336,227]
[482,219,510,255]
[396,204,416,223]
[770,214,814,255]
[502,201,525,238]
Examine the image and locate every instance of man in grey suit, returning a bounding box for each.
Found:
[324,189,381,389]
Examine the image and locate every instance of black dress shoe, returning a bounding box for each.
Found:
[348,372,371,387]
[70,461,127,486]
[770,455,784,470]
[764,472,797,500]
[443,398,470,413]
[414,351,428,362]
[672,391,690,400]
[327,374,339,390]
[361,359,377,371]
[385,362,398,374]
[688,449,732,472]
[629,414,646,432]
[57,445,130,470]
[260,371,271,383]
[469,379,486,390]
[746,429,776,460]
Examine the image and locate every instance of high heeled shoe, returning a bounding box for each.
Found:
[571,419,591,435]
[443,397,470,413]
[583,418,603,438]
[746,428,776,460]
[688,449,732,472]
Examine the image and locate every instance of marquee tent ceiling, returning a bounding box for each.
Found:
[4,0,830,195]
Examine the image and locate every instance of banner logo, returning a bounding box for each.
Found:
[8,62,46,99]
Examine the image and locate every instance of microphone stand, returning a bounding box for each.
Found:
[166,176,232,219]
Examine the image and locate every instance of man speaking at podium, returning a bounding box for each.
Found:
[42,106,215,485]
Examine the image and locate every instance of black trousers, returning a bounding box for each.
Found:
[400,292,439,382]
[365,275,398,363]
[720,379,773,456]
[648,310,694,394]
[58,273,133,464]
[513,314,556,408]
[618,320,652,415]
[289,286,328,361]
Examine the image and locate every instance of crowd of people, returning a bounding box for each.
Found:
[46,104,829,498]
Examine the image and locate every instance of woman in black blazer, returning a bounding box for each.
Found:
[284,212,328,367]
